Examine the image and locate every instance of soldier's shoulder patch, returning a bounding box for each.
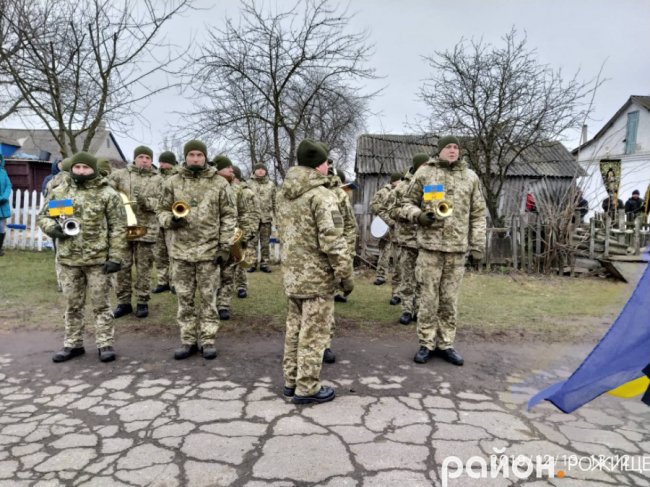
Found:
[331,210,344,228]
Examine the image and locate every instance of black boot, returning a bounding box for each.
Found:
[98,346,116,363]
[260,265,272,273]
[334,294,347,303]
[247,265,257,273]
[0,233,5,256]
[52,346,85,363]
[283,386,296,397]
[435,347,464,366]
[399,312,412,325]
[201,344,217,360]
[135,303,148,318]
[413,346,432,364]
[112,303,133,319]
[174,343,198,360]
[374,277,385,286]
[151,284,170,294]
[323,348,336,363]
[218,309,230,320]
[292,386,336,405]
[237,289,247,299]
[389,296,401,305]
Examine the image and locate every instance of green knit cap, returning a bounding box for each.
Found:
[297,139,328,168]
[97,157,112,176]
[158,151,177,165]
[318,141,330,154]
[134,145,153,159]
[183,139,208,159]
[412,153,429,170]
[390,172,402,183]
[336,169,346,183]
[253,163,267,172]
[437,135,460,154]
[212,155,233,171]
[70,151,98,174]
[233,166,242,180]
[61,158,73,172]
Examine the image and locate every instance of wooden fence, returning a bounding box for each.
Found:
[5,189,48,251]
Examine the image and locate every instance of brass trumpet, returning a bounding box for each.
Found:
[61,217,81,236]
[172,201,190,219]
[230,228,252,267]
[119,192,148,240]
[432,199,453,220]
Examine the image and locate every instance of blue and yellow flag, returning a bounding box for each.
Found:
[529,255,650,413]
[48,199,74,217]
[423,184,444,202]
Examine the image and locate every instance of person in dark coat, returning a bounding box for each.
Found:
[624,189,644,219]
[42,160,63,197]
[602,196,624,219]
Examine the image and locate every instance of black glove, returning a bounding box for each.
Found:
[341,277,354,296]
[102,261,122,274]
[213,248,231,266]
[417,212,436,226]
[49,224,70,240]
[170,216,187,229]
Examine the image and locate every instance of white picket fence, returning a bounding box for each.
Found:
[5,189,50,251]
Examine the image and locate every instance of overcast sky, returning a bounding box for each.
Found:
[7,0,650,163]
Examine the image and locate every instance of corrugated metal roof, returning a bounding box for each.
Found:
[356,134,583,178]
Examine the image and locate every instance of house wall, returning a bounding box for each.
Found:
[577,102,650,215]
[4,160,51,197]
[93,134,126,161]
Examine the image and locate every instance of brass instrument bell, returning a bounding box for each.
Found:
[172,200,190,219]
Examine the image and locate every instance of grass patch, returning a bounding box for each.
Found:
[0,249,633,342]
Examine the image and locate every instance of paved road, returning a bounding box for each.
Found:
[0,331,648,486]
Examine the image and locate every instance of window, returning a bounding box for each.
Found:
[625,111,639,155]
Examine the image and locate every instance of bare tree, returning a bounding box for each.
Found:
[0,0,192,157]
[418,28,599,225]
[187,0,376,179]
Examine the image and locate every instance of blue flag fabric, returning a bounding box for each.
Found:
[529,257,650,413]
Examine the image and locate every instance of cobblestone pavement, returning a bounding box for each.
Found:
[0,332,648,487]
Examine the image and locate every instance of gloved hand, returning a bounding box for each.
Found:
[49,224,70,240]
[417,212,436,226]
[102,261,122,274]
[470,250,484,262]
[213,248,231,266]
[341,277,354,296]
[170,216,187,229]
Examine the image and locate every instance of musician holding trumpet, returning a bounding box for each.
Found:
[37,152,127,363]
[401,136,486,367]
[157,140,237,361]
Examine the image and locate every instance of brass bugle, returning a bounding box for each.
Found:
[61,217,80,236]
[432,199,453,220]
[230,228,252,267]
[119,192,148,240]
[172,200,190,219]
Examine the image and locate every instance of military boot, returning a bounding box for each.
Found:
[283,386,296,397]
[112,303,133,318]
[52,346,85,363]
[135,303,148,318]
[413,346,432,364]
[374,276,385,286]
[399,312,412,325]
[323,348,336,364]
[389,296,401,305]
[237,289,247,299]
[201,344,217,360]
[218,309,230,320]
[435,347,464,366]
[151,284,170,294]
[260,265,272,273]
[247,265,257,273]
[0,233,5,256]
[98,346,116,363]
[292,386,336,405]
[174,343,198,360]
[334,294,347,303]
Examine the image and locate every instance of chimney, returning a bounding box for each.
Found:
[580,124,588,145]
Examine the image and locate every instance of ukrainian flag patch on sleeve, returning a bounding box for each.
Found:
[423,184,444,202]
[48,199,74,217]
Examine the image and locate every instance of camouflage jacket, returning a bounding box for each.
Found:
[157,165,237,263]
[159,166,178,179]
[402,158,487,253]
[248,175,276,223]
[387,171,418,249]
[45,171,70,197]
[328,175,358,254]
[370,183,395,227]
[277,166,352,298]
[108,165,162,243]
[37,177,127,266]
[233,180,261,241]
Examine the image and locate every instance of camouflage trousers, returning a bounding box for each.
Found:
[326,305,337,349]
[376,238,397,285]
[154,228,171,287]
[234,263,248,291]
[415,250,466,350]
[114,241,155,304]
[250,222,272,267]
[54,239,62,291]
[173,259,220,345]
[60,264,114,348]
[216,261,236,310]
[395,245,419,315]
[283,296,333,396]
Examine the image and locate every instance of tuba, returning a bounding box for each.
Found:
[172,201,190,219]
[230,228,252,267]
[119,192,148,240]
[431,199,453,220]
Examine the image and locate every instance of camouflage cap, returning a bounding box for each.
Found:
[158,151,177,165]
[212,155,233,171]
[70,151,98,174]
[297,139,328,168]
[183,139,207,159]
[437,136,460,153]
[134,145,153,159]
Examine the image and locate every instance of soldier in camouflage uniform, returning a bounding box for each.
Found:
[152,151,178,294]
[388,153,430,325]
[276,139,353,404]
[108,146,162,319]
[370,173,401,289]
[247,163,276,273]
[229,166,261,300]
[37,152,127,363]
[402,136,486,366]
[157,140,237,360]
[44,158,72,292]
